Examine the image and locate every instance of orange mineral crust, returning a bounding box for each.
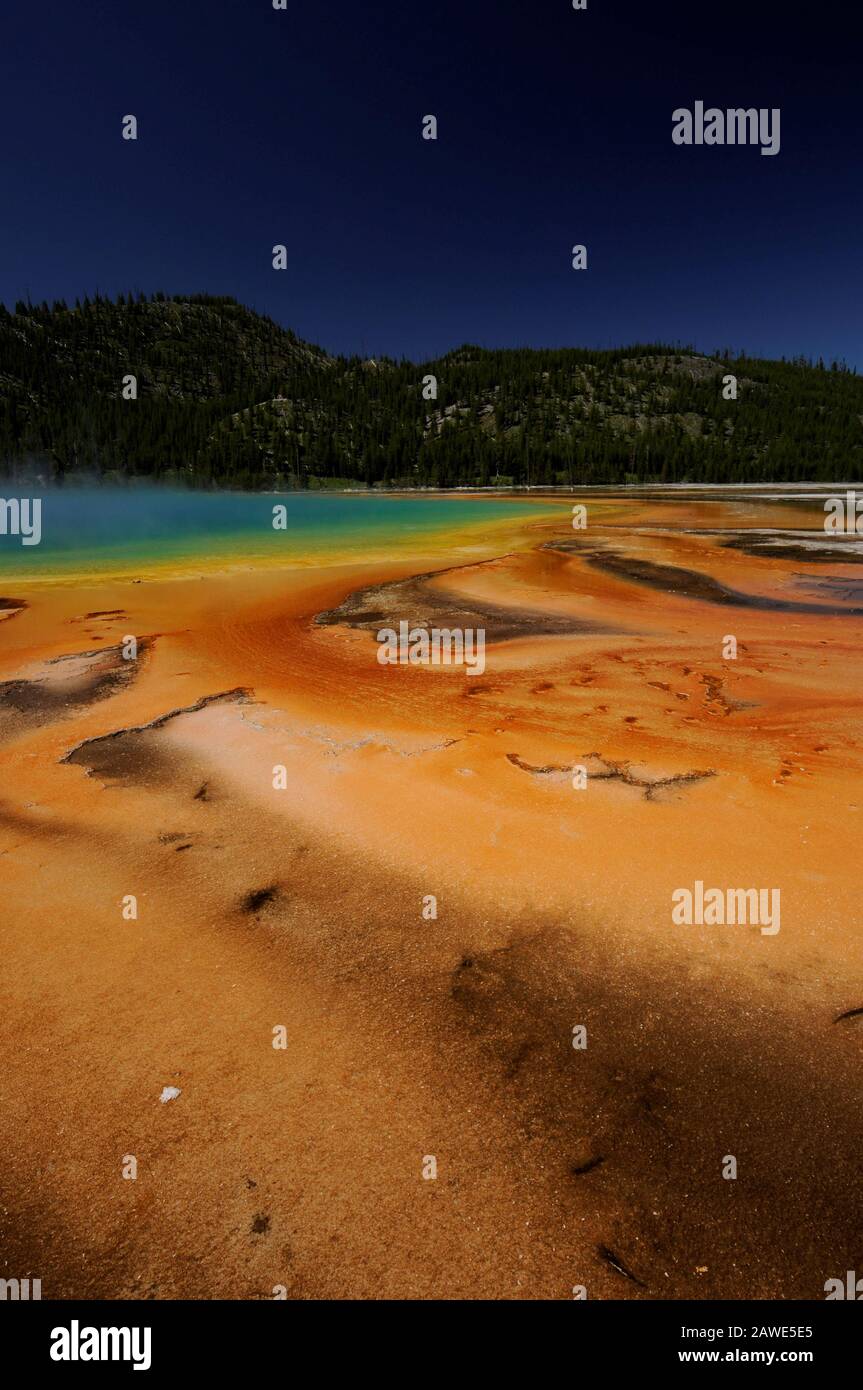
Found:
[1,493,862,1300]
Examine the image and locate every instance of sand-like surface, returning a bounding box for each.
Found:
[2,494,862,1300]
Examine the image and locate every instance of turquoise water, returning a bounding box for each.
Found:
[0,489,554,577]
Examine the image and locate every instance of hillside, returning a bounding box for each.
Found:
[1,293,861,488]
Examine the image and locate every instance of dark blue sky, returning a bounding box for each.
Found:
[2,0,860,366]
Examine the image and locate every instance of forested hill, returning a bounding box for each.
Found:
[1,293,860,488]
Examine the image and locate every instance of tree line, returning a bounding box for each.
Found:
[1,293,860,488]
